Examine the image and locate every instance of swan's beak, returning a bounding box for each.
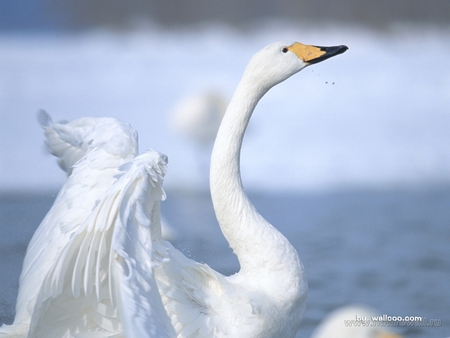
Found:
[288,43,348,65]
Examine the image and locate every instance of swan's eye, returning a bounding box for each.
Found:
[281,47,289,53]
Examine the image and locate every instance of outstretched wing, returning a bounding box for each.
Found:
[38,111,139,176]
[2,116,140,338]
[112,152,174,337]
[27,150,175,338]
[38,110,95,175]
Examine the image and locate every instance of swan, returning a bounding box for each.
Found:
[170,91,228,185]
[170,91,227,147]
[0,41,347,337]
[310,304,403,338]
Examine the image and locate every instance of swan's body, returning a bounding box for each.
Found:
[311,305,403,338]
[1,41,347,337]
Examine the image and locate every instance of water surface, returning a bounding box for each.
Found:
[1,188,448,337]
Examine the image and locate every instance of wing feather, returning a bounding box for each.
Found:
[27,150,175,337]
[3,115,142,337]
[110,151,175,337]
[38,110,95,175]
[38,111,139,176]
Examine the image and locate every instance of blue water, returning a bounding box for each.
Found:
[0,187,449,337]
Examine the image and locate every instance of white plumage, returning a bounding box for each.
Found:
[1,41,347,337]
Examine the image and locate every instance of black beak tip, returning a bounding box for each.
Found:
[338,45,349,53]
[324,45,349,56]
[308,44,349,65]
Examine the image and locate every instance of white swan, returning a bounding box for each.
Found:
[0,41,347,338]
[310,304,403,338]
[170,91,228,185]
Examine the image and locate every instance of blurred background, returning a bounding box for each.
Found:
[0,1,449,337]
[1,0,450,31]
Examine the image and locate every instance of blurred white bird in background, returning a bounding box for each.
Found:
[170,91,228,185]
[170,91,227,147]
[311,304,403,338]
[0,41,347,337]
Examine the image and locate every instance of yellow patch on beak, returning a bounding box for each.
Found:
[287,42,349,65]
[287,42,326,63]
[378,332,403,338]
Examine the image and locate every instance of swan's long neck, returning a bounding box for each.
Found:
[210,73,303,284]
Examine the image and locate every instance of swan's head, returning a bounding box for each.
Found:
[244,41,348,89]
